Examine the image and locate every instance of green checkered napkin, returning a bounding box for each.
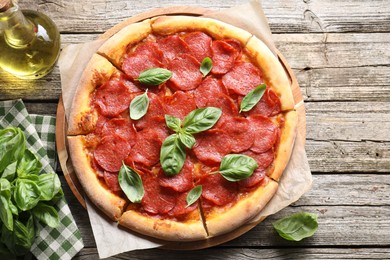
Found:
[0,99,84,260]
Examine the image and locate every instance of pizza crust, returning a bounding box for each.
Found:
[245,36,295,111]
[97,19,152,67]
[119,208,207,241]
[67,54,118,135]
[67,135,127,221]
[270,110,298,181]
[151,15,252,47]
[204,177,278,237]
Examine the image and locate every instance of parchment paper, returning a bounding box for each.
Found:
[58,1,312,258]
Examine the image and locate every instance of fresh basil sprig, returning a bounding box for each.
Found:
[118,163,144,203]
[200,57,212,77]
[239,83,267,113]
[186,185,202,208]
[136,68,172,86]
[272,212,318,241]
[213,154,258,182]
[160,108,221,175]
[130,90,149,120]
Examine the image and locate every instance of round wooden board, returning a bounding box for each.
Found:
[56,6,306,250]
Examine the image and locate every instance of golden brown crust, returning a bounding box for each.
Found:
[270,110,298,181]
[204,178,278,237]
[67,136,126,220]
[67,54,118,135]
[97,19,152,67]
[151,16,252,47]
[245,36,295,111]
[119,208,207,241]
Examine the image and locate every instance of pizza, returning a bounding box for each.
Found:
[66,16,298,241]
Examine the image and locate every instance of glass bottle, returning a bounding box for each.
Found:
[0,0,60,79]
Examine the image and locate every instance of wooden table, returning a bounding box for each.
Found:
[1,0,389,258]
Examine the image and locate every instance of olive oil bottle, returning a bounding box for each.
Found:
[0,0,60,79]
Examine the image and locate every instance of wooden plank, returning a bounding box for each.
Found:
[75,247,390,259]
[18,0,390,33]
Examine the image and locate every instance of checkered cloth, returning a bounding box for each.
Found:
[0,99,84,260]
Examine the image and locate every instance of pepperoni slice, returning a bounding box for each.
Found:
[222,62,263,96]
[102,118,137,146]
[122,54,163,81]
[132,92,165,130]
[242,88,282,117]
[94,134,131,172]
[248,115,279,153]
[157,35,191,62]
[103,171,121,192]
[211,40,240,74]
[95,79,134,117]
[193,77,228,108]
[238,169,266,189]
[141,172,177,215]
[183,32,212,62]
[219,117,255,153]
[193,129,232,166]
[126,129,162,167]
[163,91,196,120]
[243,149,275,170]
[168,54,203,91]
[198,173,238,206]
[159,159,194,192]
[168,191,198,217]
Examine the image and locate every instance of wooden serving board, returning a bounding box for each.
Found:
[55,6,306,250]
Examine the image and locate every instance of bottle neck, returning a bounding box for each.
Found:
[0,1,35,48]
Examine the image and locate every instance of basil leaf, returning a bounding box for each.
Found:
[165,115,181,133]
[272,212,318,241]
[178,131,196,149]
[182,107,222,134]
[13,217,35,256]
[160,134,186,176]
[0,127,25,173]
[118,163,144,203]
[13,179,41,211]
[186,185,202,208]
[1,161,17,181]
[136,68,172,86]
[218,154,258,182]
[239,84,267,113]
[16,149,42,177]
[130,90,149,120]
[32,202,60,228]
[36,173,61,201]
[200,57,212,77]
[0,179,13,231]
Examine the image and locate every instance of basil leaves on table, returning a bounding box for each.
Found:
[118,163,144,203]
[136,68,172,86]
[0,127,63,257]
[215,154,258,182]
[200,57,212,77]
[160,107,222,176]
[130,90,149,120]
[272,212,318,241]
[186,185,202,208]
[239,83,267,113]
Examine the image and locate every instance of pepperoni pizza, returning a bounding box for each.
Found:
[67,16,297,241]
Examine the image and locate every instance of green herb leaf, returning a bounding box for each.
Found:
[218,154,258,182]
[0,179,13,231]
[239,84,267,113]
[0,127,25,173]
[13,217,35,256]
[118,163,144,203]
[136,68,172,86]
[32,202,60,228]
[183,107,222,134]
[178,131,196,149]
[1,161,17,181]
[36,173,62,201]
[272,212,318,241]
[130,90,149,120]
[160,134,186,176]
[165,115,181,133]
[13,179,41,211]
[200,57,212,77]
[186,185,202,208]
